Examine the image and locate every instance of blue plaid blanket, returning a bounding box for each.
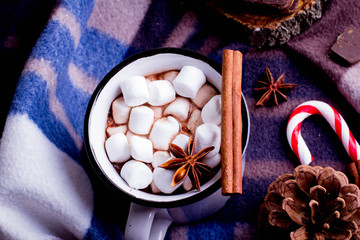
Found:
[1,0,360,239]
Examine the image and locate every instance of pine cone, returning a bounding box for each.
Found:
[259,165,360,240]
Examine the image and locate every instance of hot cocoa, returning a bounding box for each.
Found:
[104,66,221,194]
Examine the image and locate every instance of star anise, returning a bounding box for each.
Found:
[255,67,297,106]
[159,138,214,191]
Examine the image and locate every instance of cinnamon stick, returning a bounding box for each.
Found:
[221,49,234,195]
[232,50,243,194]
[355,160,360,175]
[348,162,359,187]
[355,160,360,187]
[221,49,243,195]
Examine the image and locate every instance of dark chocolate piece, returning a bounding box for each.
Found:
[331,26,360,65]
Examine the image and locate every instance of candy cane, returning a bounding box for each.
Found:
[286,100,360,165]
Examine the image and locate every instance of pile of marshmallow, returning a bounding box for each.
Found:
[105,65,222,194]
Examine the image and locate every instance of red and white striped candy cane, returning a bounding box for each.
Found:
[286,100,360,165]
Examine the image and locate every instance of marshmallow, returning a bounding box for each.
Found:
[163,70,179,82]
[149,106,163,120]
[128,106,154,135]
[172,65,206,98]
[152,151,171,168]
[191,84,217,108]
[149,116,180,150]
[112,97,131,124]
[187,108,203,134]
[171,134,190,151]
[120,76,149,106]
[146,74,157,81]
[194,123,221,158]
[126,130,136,141]
[201,95,221,125]
[150,180,161,194]
[201,153,220,169]
[105,133,131,163]
[129,135,153,163]
[106,124,127,137]
[148,80,176,106]
[153,167,182,194]
[182,176,193,191]
[120,160,152,189]
[164,97,190,121]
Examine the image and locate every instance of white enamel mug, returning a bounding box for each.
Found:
[84,48,250,240]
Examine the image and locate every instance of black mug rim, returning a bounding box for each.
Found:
[83,47,250,208]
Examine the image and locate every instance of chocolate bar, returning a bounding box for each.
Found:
[331,26,360,65]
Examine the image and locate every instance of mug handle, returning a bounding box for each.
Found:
[125,202,173,240]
